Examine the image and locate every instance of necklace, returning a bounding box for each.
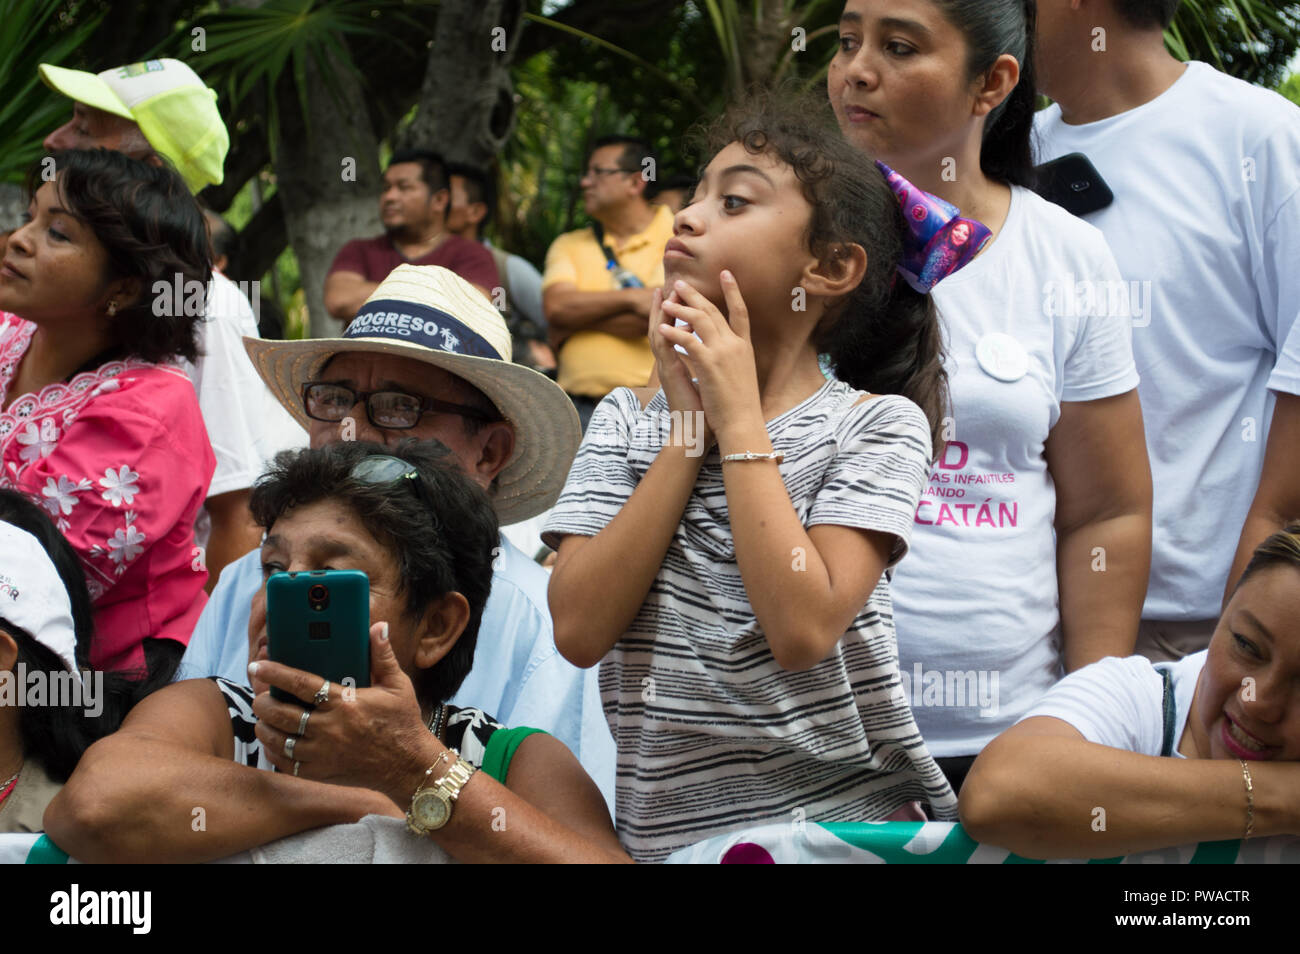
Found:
[0,765,20,796]
[425,703,446,742]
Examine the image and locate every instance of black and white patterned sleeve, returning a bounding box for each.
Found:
[443,705,507,770]
[211,677,270,770]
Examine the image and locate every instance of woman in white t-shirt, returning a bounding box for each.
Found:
[961,524,1300,859]
[829,0,1152,789]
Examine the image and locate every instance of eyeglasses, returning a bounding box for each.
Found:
[583,166,636,179]
[302,382,500,430]
[349,455,429,508]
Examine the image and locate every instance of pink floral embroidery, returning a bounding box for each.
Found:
[0,313,214,672]
[16,418,58,462]
[99,465,141,507]
[41,474,93,516]
[0,318,154,484]
[91,511,146,576]
[108,526,146,566]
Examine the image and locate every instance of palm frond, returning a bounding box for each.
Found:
[522,11,709,111]
[1169,0,1296,72]
[175,0,429,157]
[0,0,108,182]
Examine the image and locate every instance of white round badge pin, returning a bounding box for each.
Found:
[975,332,1029,383]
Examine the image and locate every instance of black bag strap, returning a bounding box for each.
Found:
[1159,667,1177,757]
[590,221,623,271]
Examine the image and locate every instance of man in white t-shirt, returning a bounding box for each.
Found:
[1034,0,1300,661]
[39,57,306,588]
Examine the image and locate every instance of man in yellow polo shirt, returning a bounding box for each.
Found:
[543,136,674,429]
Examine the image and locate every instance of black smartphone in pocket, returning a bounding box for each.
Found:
[266,570,370,706]
[1034,152,1114,217]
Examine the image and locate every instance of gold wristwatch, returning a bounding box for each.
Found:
[407,752,476,835]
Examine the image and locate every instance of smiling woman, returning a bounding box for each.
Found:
[959,523,1300,859]
[0,148,214,679]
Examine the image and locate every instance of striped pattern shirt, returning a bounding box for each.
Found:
[543,382,958,862]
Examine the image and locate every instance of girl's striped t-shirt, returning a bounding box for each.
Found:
[543,381,958,862]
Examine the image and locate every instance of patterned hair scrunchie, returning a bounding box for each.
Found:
[877,160,992,294]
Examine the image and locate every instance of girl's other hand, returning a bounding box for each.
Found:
[649,287,705,418]
[659,273,762,441]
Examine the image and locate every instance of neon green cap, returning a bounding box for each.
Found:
[39,59,228,193]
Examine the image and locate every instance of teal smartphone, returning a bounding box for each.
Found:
[266,570,370,706]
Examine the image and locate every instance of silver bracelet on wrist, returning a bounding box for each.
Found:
[720,450,784,464]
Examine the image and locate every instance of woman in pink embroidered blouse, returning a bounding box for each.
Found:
[0,149,215,675]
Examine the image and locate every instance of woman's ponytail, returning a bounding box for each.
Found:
[937,0,1039,189]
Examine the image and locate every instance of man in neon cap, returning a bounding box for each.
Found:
[39,58,305,588]
[40,59,227,192]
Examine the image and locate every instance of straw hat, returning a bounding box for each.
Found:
[244,265,580,526]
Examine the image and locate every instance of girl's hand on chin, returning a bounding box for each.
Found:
[649,287,705,416]
[658,273,762,440]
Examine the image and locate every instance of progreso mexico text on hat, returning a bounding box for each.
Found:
[345,299,504,359]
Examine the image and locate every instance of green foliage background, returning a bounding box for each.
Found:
[3,0,1299,339]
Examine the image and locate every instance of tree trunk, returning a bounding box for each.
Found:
[741,0,798,95]
[399,0,527,167]
[227,191,287,288]
[0,183,23,232]
[272,55,383,339]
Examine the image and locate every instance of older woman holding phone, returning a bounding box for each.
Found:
[46,440,628,863]
[960,524,1300,858]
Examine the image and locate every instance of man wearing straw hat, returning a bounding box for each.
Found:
[178,265,614,804]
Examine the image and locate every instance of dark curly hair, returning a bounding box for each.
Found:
[26,148,209,365]
[695,88,949,456]
[249,440,499,705]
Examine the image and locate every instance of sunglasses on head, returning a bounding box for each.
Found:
[349,454,432,511]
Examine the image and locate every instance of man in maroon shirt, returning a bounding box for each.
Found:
[325,149,499,321]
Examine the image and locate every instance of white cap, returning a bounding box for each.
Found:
[0,523,78,674]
